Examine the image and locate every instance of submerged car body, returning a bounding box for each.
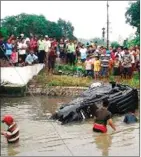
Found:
[51,82,138,124]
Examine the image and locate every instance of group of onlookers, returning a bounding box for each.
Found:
[0,33,140,79]
[81,45,140,79]
[0,34,39,66]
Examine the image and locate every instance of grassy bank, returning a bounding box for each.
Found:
[30,69,92,87]
[29,67,140,89]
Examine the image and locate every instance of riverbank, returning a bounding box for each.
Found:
[27,68,140,97]
[1,67,139,97]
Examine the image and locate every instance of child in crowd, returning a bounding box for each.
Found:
[80,44,87,63]
[10,47,18,66]
[5,40,13,59]
[113,55,121,80]
[76,56,83,76]
[108,58,114,76]
[1,115,19,144]
[123,111,138,124]
[93,56,101,80]
[18,57,25,67]
[84,55,93,77]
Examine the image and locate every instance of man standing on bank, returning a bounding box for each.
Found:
[93,99,116,133]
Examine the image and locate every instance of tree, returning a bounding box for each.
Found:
[1,13,49,37]
[46,21,63,40]
[125,1,140,34]
[123,39,128,48]
[0,27,9,40]
[110,41,120,49]
[91,37,106,46]
[126,35,140,47]
[1,13,76,40]
[57,18,76,40]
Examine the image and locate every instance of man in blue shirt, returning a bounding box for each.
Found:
[25,50,38,65]
[123,111,138,124]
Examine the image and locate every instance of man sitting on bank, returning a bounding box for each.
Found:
[25,49,38,65]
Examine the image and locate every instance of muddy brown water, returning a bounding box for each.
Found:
[1,96,139,156]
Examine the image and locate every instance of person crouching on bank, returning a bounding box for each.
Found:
[93,99,116,133]
[1,115,19,143]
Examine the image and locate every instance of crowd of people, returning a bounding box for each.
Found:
[0,34,140,79]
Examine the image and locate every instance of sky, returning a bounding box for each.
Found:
[1,1,137,42]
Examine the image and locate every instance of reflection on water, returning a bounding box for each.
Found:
[94,134,112,156]
[1,96,139,156]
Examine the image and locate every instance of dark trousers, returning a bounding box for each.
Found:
[122,67,132,77]
[86,70,93,77]
[19,54,26,62]
[38,50,45,63]
[67,53,75,65]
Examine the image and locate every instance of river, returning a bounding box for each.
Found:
[1,96,139,156]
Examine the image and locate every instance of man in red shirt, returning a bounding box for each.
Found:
[29,36,38,54]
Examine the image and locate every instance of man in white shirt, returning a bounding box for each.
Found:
[44,35,51,66]
[44,35,51,53]
[18,38,28,62]
[79,44,87,63]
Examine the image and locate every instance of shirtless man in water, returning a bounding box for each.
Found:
[93,99,116,133]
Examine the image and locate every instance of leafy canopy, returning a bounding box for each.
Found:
[1,13,77,40]
[125,1,140,34]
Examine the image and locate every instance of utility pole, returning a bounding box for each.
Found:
[107,0,109,49]
[102,27,105,43]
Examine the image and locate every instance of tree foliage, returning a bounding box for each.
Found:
[0,27,9,39]
[1,13,76,40]
[126,35,140,47]
[110,41,120,49]
[57,18,76,40]
[91,37,106,46]
[125,1,140,34]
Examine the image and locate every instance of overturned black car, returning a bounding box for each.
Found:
[51,82,138,124]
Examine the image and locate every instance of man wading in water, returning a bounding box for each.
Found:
[1,115,19,143]
[93,99,116,133]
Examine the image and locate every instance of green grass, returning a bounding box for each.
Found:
[29,68,140,88]
[119,73,140,88]
[54,64,85,76]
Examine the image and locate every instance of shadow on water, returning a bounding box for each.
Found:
[93,133,112,156]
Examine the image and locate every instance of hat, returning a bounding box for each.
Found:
[45,35,48,38]
[2,115,14,125]
[25,38,30,42]
[20,34,24,37]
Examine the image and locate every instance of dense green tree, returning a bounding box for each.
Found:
[125,1,140,34]
[126,35,140,47]
[1,13,76,40]
[110,41,120,49]
[46,21,63,40]
[1,13,50,37]
[57,18,76,40]
[0,27,9,39]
